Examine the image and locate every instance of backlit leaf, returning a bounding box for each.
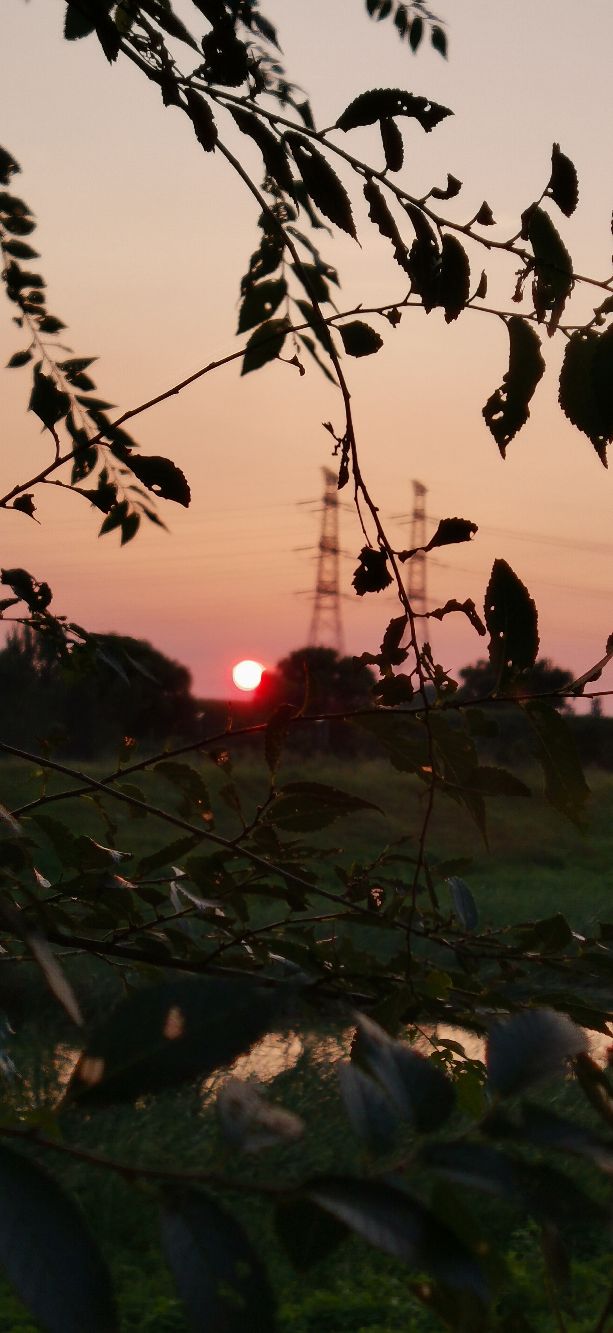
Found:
[238,278,287,333]
[485,558,539,675]
[28,367,70,429]
[339,320,383,356]
[241,317,289,374]
[528,207,573,333]
[547,144,578,217]
[558,327,613,466]
[380,117,404,171]
[287,135,356,237]
[336,89,452,133]
[128,454,191,507]
[482,317,545,457]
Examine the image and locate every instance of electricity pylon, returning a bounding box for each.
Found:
[406,480,428,646]
[307,467,344,653]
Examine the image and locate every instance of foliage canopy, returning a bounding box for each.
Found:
[1,2,613,1329]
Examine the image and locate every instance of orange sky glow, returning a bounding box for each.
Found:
[2,1,613,704]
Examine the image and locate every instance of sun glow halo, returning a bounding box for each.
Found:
[232,659,265,692]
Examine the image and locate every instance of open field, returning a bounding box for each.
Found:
[0,755,612,1330]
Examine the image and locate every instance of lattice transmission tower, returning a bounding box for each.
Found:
[307,467,344,653]
[406,480,428,646]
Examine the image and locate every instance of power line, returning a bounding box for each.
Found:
[307,467,344,653]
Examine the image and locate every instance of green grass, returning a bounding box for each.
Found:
[0,754,612,1330]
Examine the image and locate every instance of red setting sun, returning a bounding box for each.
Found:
[231,659,265,692]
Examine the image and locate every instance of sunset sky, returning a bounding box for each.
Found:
[2,0,613,702]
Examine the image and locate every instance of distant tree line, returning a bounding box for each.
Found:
[2,629,612,766]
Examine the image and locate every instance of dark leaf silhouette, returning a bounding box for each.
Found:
[339,320,383,356]
[528,207,573,333]
[380,117,404,171]
[231,108,295,195]
[66,978,278,1105]
[438,235,470,320]
[430,173,462,201]
[363,178,412,276]
[241,317,289,374]
[558,327,613,466]
[128,455,191,507]
[29,368,70,429]
[336,89,452,133]
[353,547,393,595]
[547,144,578,217]
[485,558,539,675]
[286,136,356,237]
[474,201,495,226]
[483,317,545,456]
[185,89,218,153]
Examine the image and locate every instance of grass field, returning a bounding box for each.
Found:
[0,753,612,1330]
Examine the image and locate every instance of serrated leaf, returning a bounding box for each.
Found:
[483,317,546,457]
[286,136,356,237]
[558,327,613,466]
[336,88,452,133]
[231,107,294,195]
[241,317,289,375]
[266,781,380,832]
[447,876,478,931]
[238,278,287,333]
[528,206,573,333]
[485,558,539,675]
[128,454,191,507]
[65,977,279,1105]
[487,1009,587,1097]
[380,117,404,171]
[352,546,393,594]
[363,178,412,277]
[160,1190,276,1332]
[548,144,578,218]
[0,1146,117,1332]
[438,234,470,321]
[339,320,383,356]
[185,88,217,152]
[64,2,98,39]
[523,700,590,828]
[28,367,70,429]
[308,1178,487,1299]
[426,516,477,552]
